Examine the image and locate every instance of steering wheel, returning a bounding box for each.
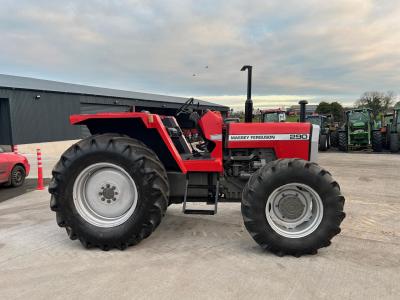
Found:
[175,97,195,116]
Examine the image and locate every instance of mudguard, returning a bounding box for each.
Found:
[70,112,188,173]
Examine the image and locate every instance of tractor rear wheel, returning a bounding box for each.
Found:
[338,131,348,151]
[49,134,169,250]
[319,135,328,151]
[390,133,399,153]
[241,159,345,257]
[372,130,383,152]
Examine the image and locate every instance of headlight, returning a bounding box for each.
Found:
[309,125,320,162]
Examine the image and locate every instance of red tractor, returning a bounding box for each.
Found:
[49,66,345,256]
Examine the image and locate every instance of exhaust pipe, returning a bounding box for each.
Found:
[298,100,308,122]
[241,65,253,123]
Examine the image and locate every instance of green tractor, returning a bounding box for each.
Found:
[383,104,400,152]
[338,108,382,152]
[305,114,332,151]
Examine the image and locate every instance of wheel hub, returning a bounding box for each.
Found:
[100,184,119,203]
[278,196,305,220]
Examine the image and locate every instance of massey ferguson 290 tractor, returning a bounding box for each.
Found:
[49,66,345,256]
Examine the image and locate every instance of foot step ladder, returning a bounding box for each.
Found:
[182,174,219,215]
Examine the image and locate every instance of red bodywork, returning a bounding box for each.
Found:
[70,111,312,173]
[0,151,30,184]
[228,122,311,160]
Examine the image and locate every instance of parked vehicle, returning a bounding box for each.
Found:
[260,109,286,123]
[49,66,345,256]
[338,108,382,152]
[305,114,331,151]
[381,104,400,152]
[0,146,30,187]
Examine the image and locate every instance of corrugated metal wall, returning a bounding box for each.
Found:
[0,89,81,144]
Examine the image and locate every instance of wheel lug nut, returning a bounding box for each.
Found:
[107,200,111,203]
[101,197,105,201]
[115,192,118,195]
[101,187,104,189]
[106,184,110,188]
[113,198,116,201]
[112,186,116,190]
[99,192,103,196]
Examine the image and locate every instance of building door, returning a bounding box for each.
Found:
[0,98,12,145]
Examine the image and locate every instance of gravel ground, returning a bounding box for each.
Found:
[0,152,399,300]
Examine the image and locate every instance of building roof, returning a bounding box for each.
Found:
[0,74,228,110]
[289,104,318,112]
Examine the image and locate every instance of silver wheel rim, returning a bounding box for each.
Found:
[265,183,323,238]
[73,162,138,228]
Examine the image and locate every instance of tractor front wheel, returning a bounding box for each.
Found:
[241,159,345,257]
[390,133,399,153]
[338,131,348,151]
[49,134,169,250]
[372,130,383,152]
[318,135,328,151]
[330,131,338,148]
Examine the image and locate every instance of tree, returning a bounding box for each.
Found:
[315,101,331,115]
[330,102,345,123]
[316,101,344,123]
[355,91,394,118]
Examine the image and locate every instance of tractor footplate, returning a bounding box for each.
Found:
[182,174,219,215]
[183,209,215,215]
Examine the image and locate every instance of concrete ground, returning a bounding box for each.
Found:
[0,152,399,300]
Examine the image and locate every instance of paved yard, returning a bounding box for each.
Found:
[0,152,399,299]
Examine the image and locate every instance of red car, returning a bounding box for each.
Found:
[0,147,30,187]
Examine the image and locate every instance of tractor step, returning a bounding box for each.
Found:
[183,209,215,215]
[182,174,219,215]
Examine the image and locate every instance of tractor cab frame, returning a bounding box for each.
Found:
[260,109,286,123]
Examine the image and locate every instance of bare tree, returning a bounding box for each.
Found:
[355,91,395,117]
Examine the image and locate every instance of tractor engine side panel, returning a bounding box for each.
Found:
[227,122,313,161]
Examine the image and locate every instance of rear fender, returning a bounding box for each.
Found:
[70,112,187,173]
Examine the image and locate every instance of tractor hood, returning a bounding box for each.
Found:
[351,121,366,128]
[226,122,316,161]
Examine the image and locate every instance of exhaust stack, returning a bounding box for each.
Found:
[298,100,308,123]
[241,65,253,123]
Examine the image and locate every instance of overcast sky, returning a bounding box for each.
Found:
[0,0,399,110]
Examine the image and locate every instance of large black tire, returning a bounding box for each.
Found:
[330,131,338,148]
[49,134,169,250]
[338,131,348,152]
[9,165,26,187]
[319,134,328,151]
[390,133,399,153]
[372,130,382,152]
[241,159,345,257]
